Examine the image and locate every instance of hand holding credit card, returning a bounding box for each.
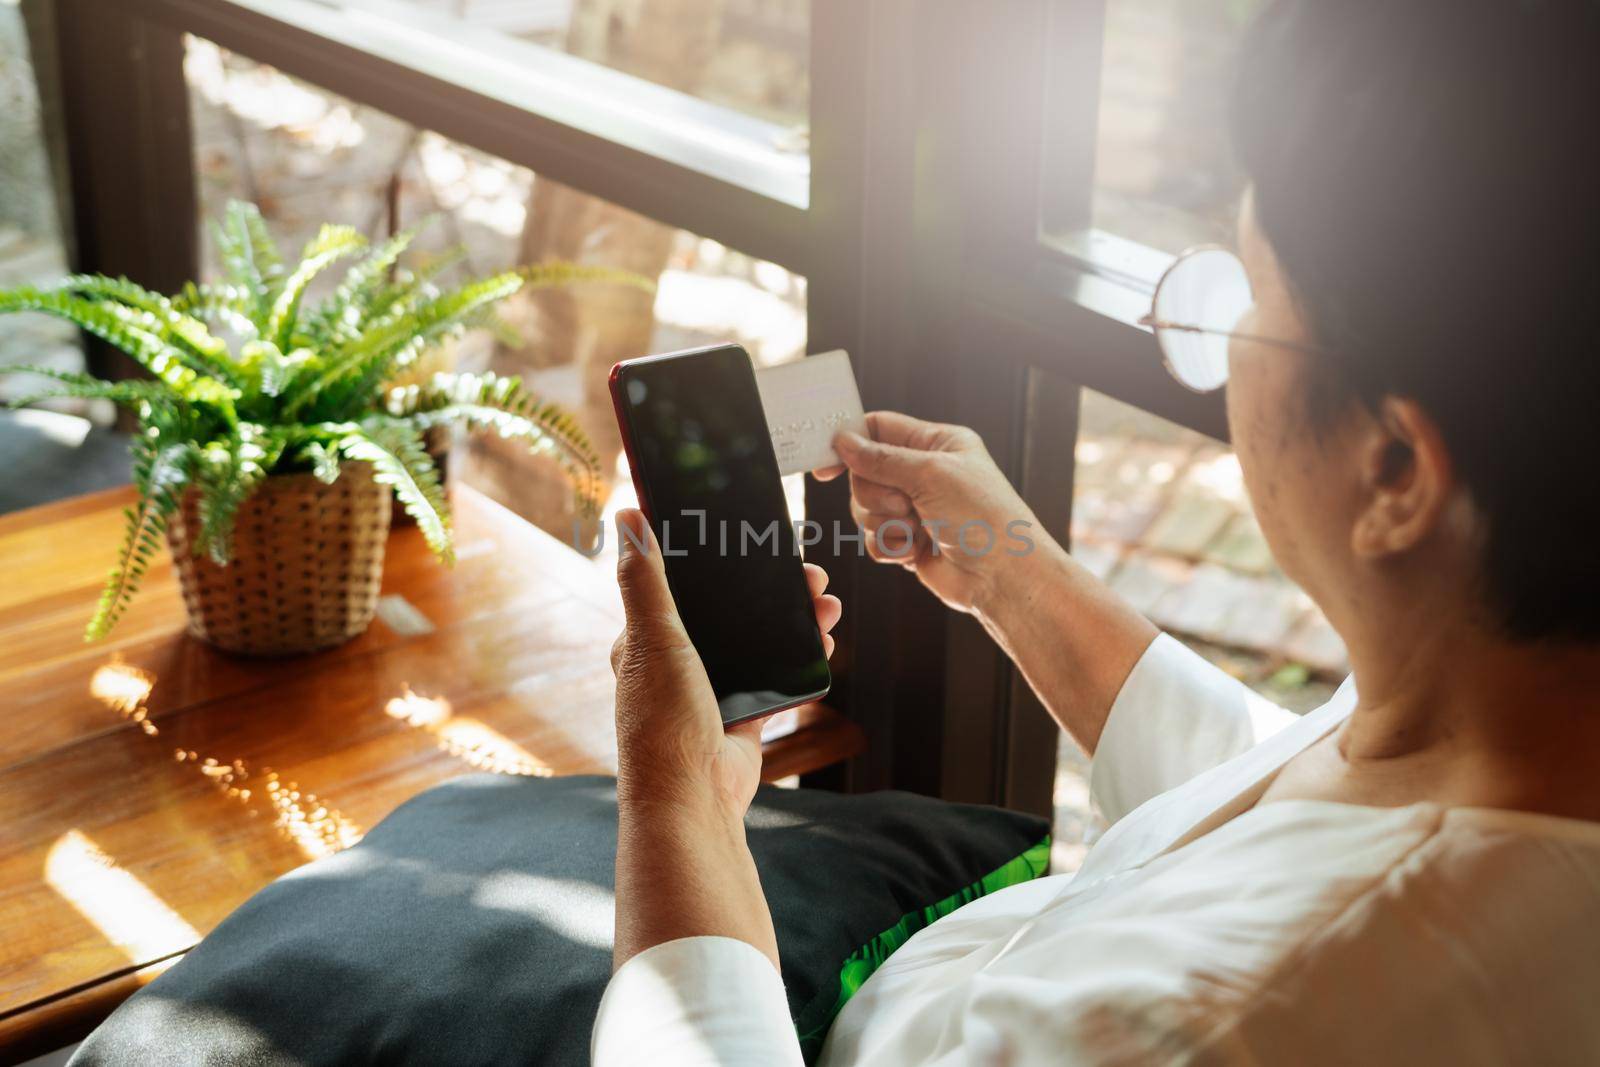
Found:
[753,350,868,476]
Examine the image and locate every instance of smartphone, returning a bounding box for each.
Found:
[610,344,831,727]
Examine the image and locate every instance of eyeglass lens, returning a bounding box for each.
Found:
[1152,247,1253,392]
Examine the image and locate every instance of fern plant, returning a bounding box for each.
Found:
[1,201,651,641]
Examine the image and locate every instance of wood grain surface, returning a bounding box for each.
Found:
[0,485,862,1061]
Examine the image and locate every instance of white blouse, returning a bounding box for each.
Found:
[592,635,1600,1065]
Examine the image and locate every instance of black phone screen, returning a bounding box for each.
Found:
[613,345,830,725]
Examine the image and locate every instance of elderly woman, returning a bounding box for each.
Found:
[594,1,1600,1063]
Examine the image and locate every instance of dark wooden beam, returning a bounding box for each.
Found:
[34,0,199,381]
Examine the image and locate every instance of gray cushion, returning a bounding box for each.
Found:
[73,774,1049,1066]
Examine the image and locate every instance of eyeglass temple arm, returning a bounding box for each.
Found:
[1138,314,1327,357]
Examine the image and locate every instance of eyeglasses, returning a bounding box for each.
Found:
[1139,245,1325,393]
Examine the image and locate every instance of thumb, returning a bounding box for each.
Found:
[615,509,685,640]
[611,510,718,757]
[834,431,932,493]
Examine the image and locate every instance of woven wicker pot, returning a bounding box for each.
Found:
[167,464,392,656]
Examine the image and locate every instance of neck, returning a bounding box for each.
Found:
[1341,614,1600,776]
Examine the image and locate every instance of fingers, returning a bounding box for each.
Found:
[843,471,917,567]
[868,410,984,453]
[865,410,943,449]
[614,509,685,643]
[849,495,915,546]
[803,561,830,598]
[850,475,913,517]
[850,499,920,563]
[872,523,920,561]
[832,410,983,493]
[813,593,842,635]
[726,719,766,751]
[834,431,937,493]
[802,564,843,629]
[811,463,847,482]
[805,559,841,655]
[805,559,841,658]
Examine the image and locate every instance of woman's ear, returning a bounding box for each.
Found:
[1350,396,1454,559]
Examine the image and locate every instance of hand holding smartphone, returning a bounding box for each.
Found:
[610,344,831,727]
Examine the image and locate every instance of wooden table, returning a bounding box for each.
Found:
[0,485,863,1061]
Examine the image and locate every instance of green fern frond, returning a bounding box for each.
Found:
[192,425,286,565]
[304,227,418,347]
[339,420,453,562]
[265,224,367,349]
[387,371,602,514]
[87,508,157,641]
[86,441,195,640]
[216,200,286,330]
[193,459,251,566]
[347,246,465,341]
[286,270,525,420]
[0,287,166,369]
[302,244,465,376]
[56,275,224,358]
[369,246,463,310]
[237,339,320,400]
[298,440,343,484]
[55,274,237,374]
[467,306,524,348]
[516,261,656,295]
[4,364,173,411]
[0,288,238,419]
[172,281,257,337]
[352,269,525,371]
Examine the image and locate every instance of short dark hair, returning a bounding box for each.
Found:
[1231,0,1600,641]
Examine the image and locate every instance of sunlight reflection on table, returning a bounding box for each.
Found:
[45,830,199,965]
[385,686,553,777]
[88,657,365,863]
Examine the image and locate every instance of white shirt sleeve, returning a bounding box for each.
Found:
[591,936,804,1067]
[1089,633,1296,825]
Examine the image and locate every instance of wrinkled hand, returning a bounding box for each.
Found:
[815,411,1038,614]
[610,509,840,816]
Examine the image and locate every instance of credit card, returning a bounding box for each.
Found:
[754,349,868,475]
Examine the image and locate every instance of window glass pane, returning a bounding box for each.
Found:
[186,38,807,550]
[1051,390,1344,874]
[0,5,86,409]
[1089,0,1268,255]
[342,0,809,129]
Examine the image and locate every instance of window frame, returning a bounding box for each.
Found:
[117,0,812,271]
[39,0,1228,815]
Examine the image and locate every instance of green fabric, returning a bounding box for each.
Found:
[796,834,1053,1061]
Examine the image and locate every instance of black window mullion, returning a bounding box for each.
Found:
[33,0,199,386]
[803,0,929,794]
[806,0,1084,811]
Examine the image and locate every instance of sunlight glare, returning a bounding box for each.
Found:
[87,649,362,862]
[171,749,364,860]
[262,772,366,859]
[90,659,160,736]
[45,830,201,964]
[386,687,552,776]
[90,660,154,714]
[472,871,614,948]
[1190,452,1246,502]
